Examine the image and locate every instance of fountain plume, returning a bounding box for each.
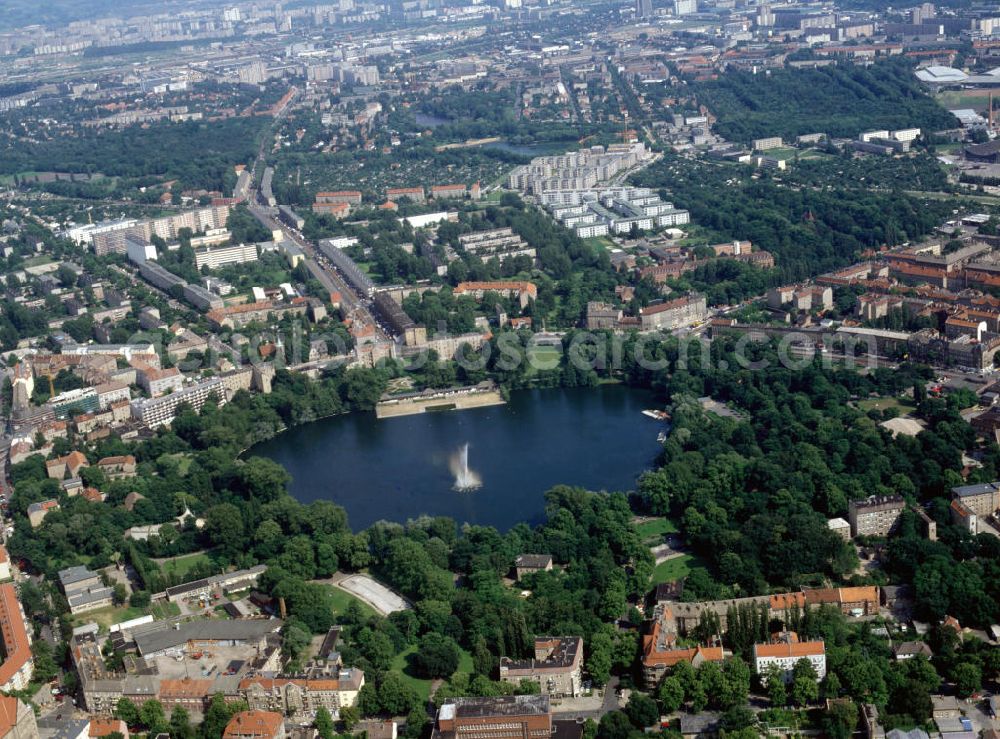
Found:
[450,443,481,491]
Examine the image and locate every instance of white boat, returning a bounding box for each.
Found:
[642,409,670,420]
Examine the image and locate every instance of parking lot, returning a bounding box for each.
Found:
[151,644,253,681]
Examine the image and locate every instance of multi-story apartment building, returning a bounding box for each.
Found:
[182,284,225,311]
[59,566,114,615]
[458,228,537,265]
[83,206,231,255]
[433,696,552,739]
[753,633,826,684]
[453,281,537,309]
[130,378,226,428]
[0,695,38,739]
[315,191,363,205]
[224,711,285,739]
[950,499,978,535]
[641,605,726,687]
[752,136,783,151]
[639,294,708,331]
[205,300,310,330]
[239,669,365,720]
[508,145,650,195]
[136,367,184,397]
[848,495,905,537]
[498,637,583,697]
[951,482,1000,518]
[194,243,259,271]
[0,584,34,693]
[663,586,879,635]
[386,187,426,203]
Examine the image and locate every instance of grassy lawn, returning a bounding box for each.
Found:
[635,517,679,542]
[526,344,562,375]
[582,236,616,252]
[329,585,377,620]
[158,551,215,580]
[23,255,55,268]
[159,452,194,475]
[798,150,833,160]
[150,601,181,620]
[392,644,475,701]
[762,146,799,160]
[937,88,1000,111]
[857,396,915,414]
[72,596,183,631]
[651,553,709,585]
[72,604,146,630]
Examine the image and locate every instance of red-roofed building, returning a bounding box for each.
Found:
[639,294,708,331]
[386,187,425,203]
[159,678,214,712]
[97,455,137,480]
[239,669,365,720]
[0,584,33,693]
[0,546,10,582]
[46,451,89,481]
[641,606,725,686]
[89,718,129,739]
[81,488,106,504]
[0,695,37,739]
[315,191,362,205]
[753,632,825,684]
[453,281,537,309]
[224,711,285,739]
[312,202,350,219]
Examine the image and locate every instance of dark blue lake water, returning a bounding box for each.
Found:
[249,386,666,531]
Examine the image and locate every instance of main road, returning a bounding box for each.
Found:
[244,200,388,339]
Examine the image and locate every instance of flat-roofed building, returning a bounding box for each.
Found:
[130,378,226,428]
[433,695,551,739]
[950,482,1000,518]
[498,637,583,697]
[59,566,114,615]
[752,136,783,151]
[194,243,258,271]
[848,495,905,537]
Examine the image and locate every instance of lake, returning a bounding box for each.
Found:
[481,141,564,157]
[414,112,450,128]
[249,386,666,531]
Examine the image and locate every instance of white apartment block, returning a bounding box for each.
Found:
[542,186,689,237]
[507,144,650,195]
[194,242,259,270]
[131,378,226,428]
[752,136,783,151]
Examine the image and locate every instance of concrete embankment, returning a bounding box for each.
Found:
[375,389,505,418]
